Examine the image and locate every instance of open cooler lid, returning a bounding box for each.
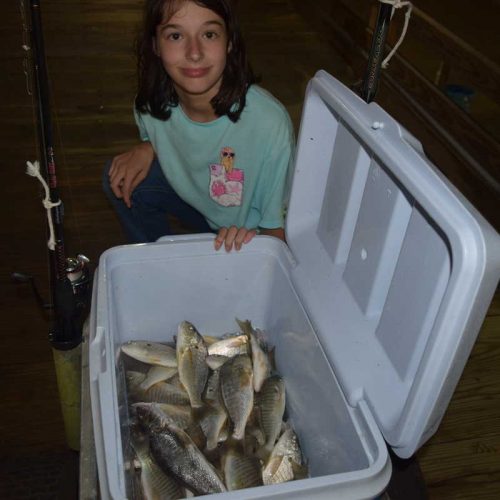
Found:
[286,71,500,458]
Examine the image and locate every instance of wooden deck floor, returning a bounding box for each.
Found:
[1,1,498,498]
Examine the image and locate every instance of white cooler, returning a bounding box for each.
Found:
[89,71,500,499]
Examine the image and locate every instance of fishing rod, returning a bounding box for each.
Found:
[16,0,92,450]
[360,0,413,103]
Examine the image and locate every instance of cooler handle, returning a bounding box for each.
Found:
[89,326,126,499]
[89,326,107,375]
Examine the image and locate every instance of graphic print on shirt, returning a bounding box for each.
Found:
[209,146,244,207]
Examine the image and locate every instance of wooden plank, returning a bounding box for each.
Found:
[418,434,500,499]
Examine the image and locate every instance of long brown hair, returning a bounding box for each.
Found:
[135,0,256,122]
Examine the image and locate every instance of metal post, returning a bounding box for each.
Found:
[360,3,393,103]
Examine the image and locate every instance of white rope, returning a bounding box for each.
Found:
[378,0,413,69]
[26,160,62,250]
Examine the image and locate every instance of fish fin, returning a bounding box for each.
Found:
[291,461,309,480]
[235,317,252,336]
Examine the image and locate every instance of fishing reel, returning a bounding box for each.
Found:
[12,254,92,310]
[65,254,91,308]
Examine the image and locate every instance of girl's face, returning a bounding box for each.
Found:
[155,1,229,104]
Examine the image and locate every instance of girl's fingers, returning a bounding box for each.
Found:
[243,229,257,246]
[214,227,228,250]
[224,226,239,252]
[109,152,126,180]
[109,146,154,204]
[109,166,125,198]
[214,227,257,252]
[234,227,251,251]
[122,174,136,208]
[109,159,125,194]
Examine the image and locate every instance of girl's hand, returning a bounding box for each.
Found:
[109,142,155,208]
[214,227,286,252]
[214,226,257,252]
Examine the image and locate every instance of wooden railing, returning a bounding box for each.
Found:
[291,0,500,230]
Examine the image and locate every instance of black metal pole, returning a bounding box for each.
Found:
[30,0,85,349]
[360,3,393,103]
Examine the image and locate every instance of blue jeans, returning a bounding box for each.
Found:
[103,158,212,243]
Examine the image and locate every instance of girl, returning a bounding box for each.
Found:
[103,0,294,251]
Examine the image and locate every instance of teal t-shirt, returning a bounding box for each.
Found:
[134,85,295,231]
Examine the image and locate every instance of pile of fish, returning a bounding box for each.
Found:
[121,319,308,498]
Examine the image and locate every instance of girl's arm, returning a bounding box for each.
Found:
[259,227,285,242]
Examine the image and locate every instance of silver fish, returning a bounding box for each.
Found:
[126,371,147,392]
[206,354,230,370]
[122,341,177,368]
[156,403,194,430]
[140,365,178,391]
[176,321,209,408]
[207,335,248,357]
[134,402,199,445]
[134,403,226,495]
[262,426,307,485]
[165,373,184,389]
[236,319,271,392]
[269,425,302,464]
[199,404,228,451]
[130,428,185,499]
[130,381,191,406]
[204,369,223,406]
[222,446,263,491]
[220,354,254,440]
[200,370,228,450]
[257,375,286,457]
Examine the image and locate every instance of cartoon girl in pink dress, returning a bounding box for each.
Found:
[209,147,244,207]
